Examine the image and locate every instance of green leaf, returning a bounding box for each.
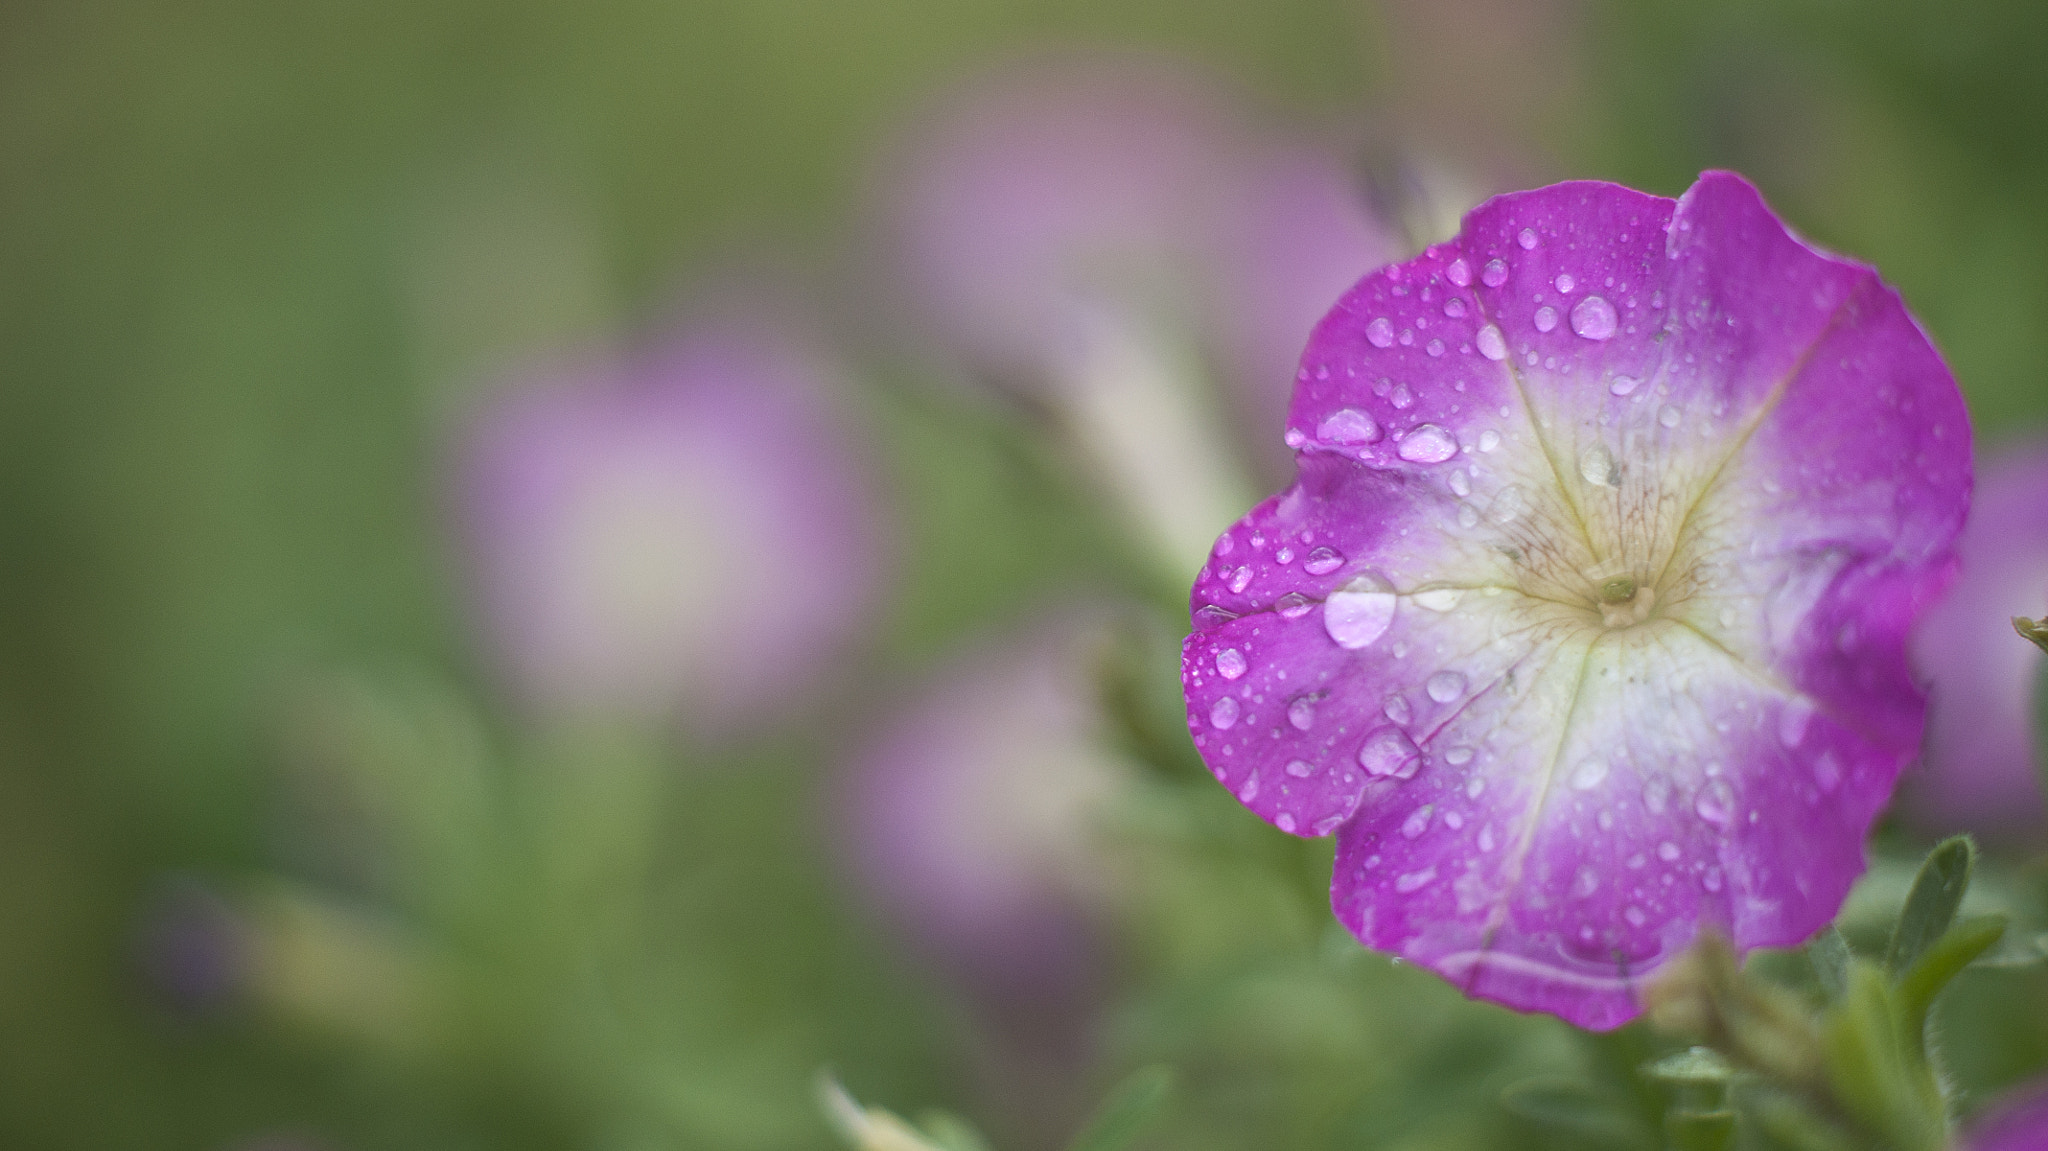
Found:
[1897,914,2008,1045]
[1885,837,1975,978]
[1809,926,1852,1001]
[2013,615,2048,655]
[1064,1066,1174,1151]
[1497,1076,1648,1149]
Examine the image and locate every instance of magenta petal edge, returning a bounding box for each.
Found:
[1181,171,1972,1029]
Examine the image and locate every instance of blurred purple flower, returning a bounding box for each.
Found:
[1910,442,2048,840]
[1182,173,1970,1029]
[137,877,252,1011]
[1970,1080,2048,1151]
[884,54,1396,571]
[458,315,886,730]
[843,617,1133,995]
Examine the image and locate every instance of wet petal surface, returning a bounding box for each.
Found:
[1185,172,1970,1028]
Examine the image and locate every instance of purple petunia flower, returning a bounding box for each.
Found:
[457,316,886,731]
[1909,441,2048,841]
[885,54,1395,571]
[843,616,1133,993]
[1181,172,1971,1029]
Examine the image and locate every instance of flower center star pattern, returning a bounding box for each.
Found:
[1182,172,1970,1029]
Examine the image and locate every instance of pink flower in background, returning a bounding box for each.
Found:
[1182,173,1970,1028]
[457,317,886,731]
[885,54,1396,571]
[844,617,1133,992]
[1970,1080,2048,1151]
[1910,442,2048,840]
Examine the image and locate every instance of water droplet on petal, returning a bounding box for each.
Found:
[1287,697,1316,731]
[1571,866,1599,898]
[1401,806,1432,838]
[1465,777,1485,797]
[1303,547,1345,575]
[1286,759,1317,778]
[1555,272,1575,293]
[1643,777,1671,814]
[1426,338,1445,357]
[1413,588,1463,612]
[1478,826,1496,851]
[1358,725,1422,778]
[1397,424,1457,464]
[1701,866,1724,893]
[1445,746,1474,766]
[1209,697,1240,730]
[1237,773,1259,802]
[1395,868,1436,893]
[1215,648,1246,680]
[1518,228,1539,250]
[1447,258,1472,287]
[1569,295,1618,340]
[1229,566,1252,593]
[1571,759,1609,790]
[1443,297,1467,318]
[1275,592,1313,619]
[1457,504,1480,529]
[1367,317,1396,347]
[1426,671,1467,703]
[1324,573,1398,649]
[1658,404,1682,428]
[1317,408,1381,443]
[1448,469,1471,497]
[1778,697,1815,748]
[1383,694,1412,725]
[1534,305,1558,332]
[1609,374,1642,396]
[1482,258,1509,287]
[1478,429,1501,452]
[1578,445,1619,487]
[1486,484,1530,524]
[1658,841,1681,862]
[1276,813,1296,833]
[1814,752,1842,793]
[1624,906,1647,927]
[1476,325,1508,360]
[1694,779,1735,826]
[1388,382,1414,409]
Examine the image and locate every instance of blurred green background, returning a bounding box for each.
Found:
[3,0,2046,1147]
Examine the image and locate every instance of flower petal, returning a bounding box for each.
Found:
[1186,172,1969,1028]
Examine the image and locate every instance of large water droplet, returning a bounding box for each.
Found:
[1518,228,1539,250]
[1303,547,1345,575]
[1324,574,1399,649]
[1209,697,1240,730]
[1578,445,1620,487]
[1571,759,1610,790]
[1215,648,1246,680]
[1395,867,1437,893]
[1478,429,1501,452]
[1397,424,1458,464]
[1358,725,1422,778]
[1317,408,1381,444]
[1388,382,1415,409]
[1555,272,1576,293]
[1447,258,1472,287]
[1443,297,1467,319]
[1383,694,1412,725]
[1569,295,1618,340]
[1413,588,1463,612]
[1482,258,1509,287]
[1694,778,1735,826]
[1275,592,1313,619]
[1286,759,1317,778]
[1476,325,1508,360]
[1401,806,1433,838]
[1534,305,1559,333]
[1367,317,1396,348]
[1426,670,1467,703]
[1287,697,1316,731]
[1426,338,1445,357]
[1228,566,1252,593]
